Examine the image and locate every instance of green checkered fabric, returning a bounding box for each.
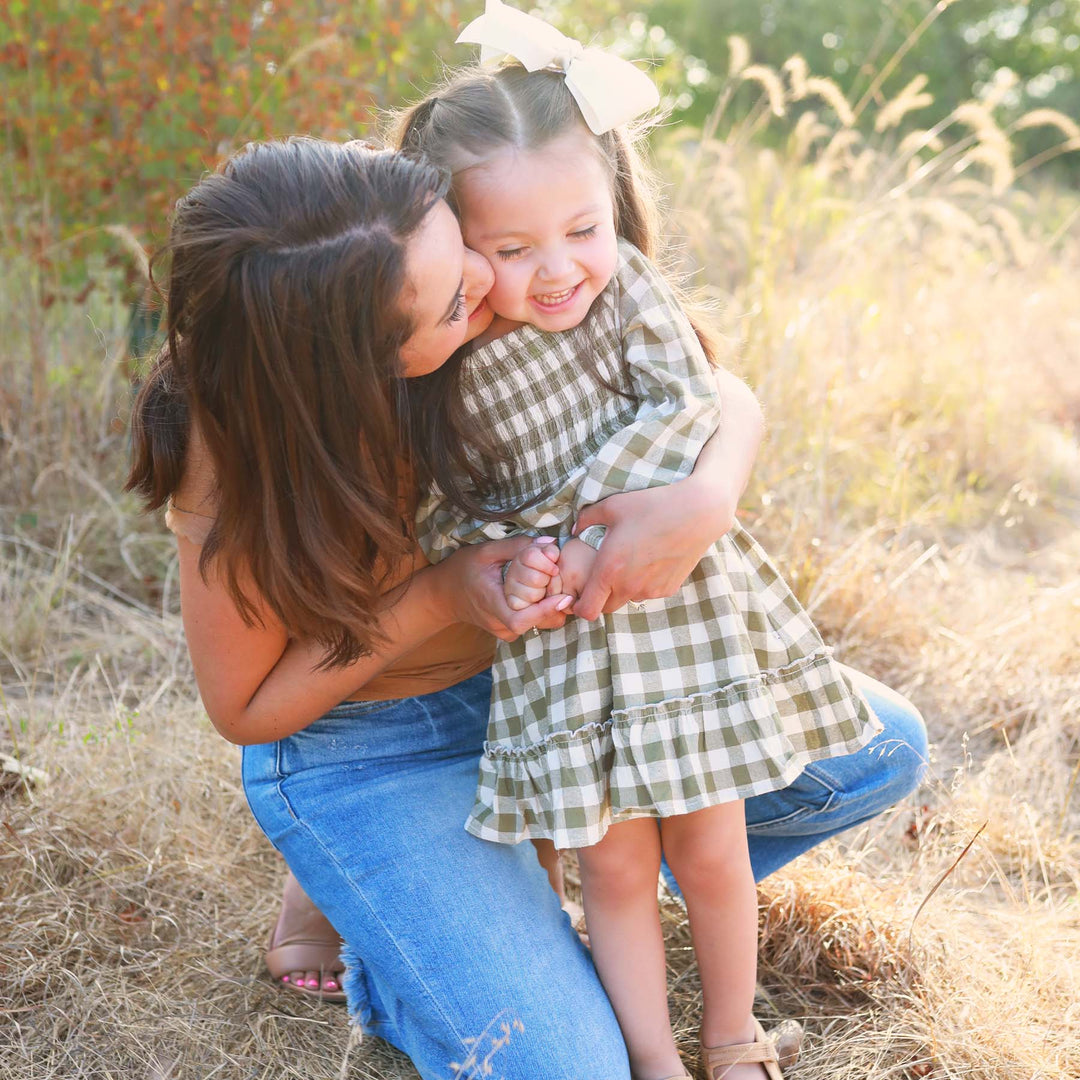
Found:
[416,240,881,850]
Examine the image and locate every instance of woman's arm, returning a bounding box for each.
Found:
[180,533,569,746]
[570,365,764,619]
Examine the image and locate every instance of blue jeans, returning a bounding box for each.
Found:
[242,666,926,1080]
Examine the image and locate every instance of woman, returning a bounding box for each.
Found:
[129,137,926,1080]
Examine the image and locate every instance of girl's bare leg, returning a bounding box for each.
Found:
[660,801,767,1080]
[576,819,684,1080]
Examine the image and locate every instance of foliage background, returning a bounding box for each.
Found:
[3,0,1079,270]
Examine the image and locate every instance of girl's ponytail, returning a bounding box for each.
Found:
[396,95,442,161]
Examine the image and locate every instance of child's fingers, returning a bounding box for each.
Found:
[504,572,550,609]
[506,588,546,609]
[506,563,557,593]
[499,538,564,618]
[503,593,574,637]
[517,542,560,572]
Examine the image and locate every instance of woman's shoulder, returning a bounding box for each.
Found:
[166,419,219,545]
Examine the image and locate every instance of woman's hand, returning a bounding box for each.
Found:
[569,476,735,618]
[570,367,764,620]
[437,537,572,641]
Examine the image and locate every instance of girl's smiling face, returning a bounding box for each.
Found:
[455,130,619,334]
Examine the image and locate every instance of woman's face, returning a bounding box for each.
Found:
[398,199,495,378]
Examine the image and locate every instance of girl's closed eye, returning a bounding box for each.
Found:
[496,227,594,261]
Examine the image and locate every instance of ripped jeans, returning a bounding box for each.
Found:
[242,666,927,1080]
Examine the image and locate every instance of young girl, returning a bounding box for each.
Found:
[401,7,882,1078]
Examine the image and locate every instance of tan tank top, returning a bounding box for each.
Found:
[166,430,494,701]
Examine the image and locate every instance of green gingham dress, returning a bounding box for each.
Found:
[417,239,881,850]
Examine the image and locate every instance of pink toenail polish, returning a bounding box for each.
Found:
[326,980,339,990]
[282,975,290,983]
[306,978,319,988]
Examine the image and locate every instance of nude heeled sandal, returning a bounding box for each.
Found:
[264,875,346,1003]
[699,1017,795,1080]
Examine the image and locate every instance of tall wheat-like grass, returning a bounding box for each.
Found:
[2,35,1079,1080]
[652,43,1080,1080]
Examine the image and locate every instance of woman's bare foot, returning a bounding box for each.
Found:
[265,871,346,1001]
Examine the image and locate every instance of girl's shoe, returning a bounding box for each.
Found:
[700,1017,799,1080]
[769,1019,805,1071]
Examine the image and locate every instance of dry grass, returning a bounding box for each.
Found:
[3,43,1079,1080]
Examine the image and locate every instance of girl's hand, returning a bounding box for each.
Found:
[440,537,572,641]
[571,367,764,621]
[555,537,598,603]
[503,537,560,610]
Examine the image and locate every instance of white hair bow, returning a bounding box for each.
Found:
[456,0,660,136]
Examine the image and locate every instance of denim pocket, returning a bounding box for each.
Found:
[744,763,838,833]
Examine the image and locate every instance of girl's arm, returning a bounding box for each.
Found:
[570,365,764,620]
[179,532,568,746]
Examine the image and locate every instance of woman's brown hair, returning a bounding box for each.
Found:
[392,64,719,514]
[127,137,450,666]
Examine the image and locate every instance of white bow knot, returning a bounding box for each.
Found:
[555,39,584,72]
[456,0,660,136]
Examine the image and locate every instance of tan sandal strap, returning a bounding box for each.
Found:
[702,1039,778,1066]
[265,940,344,978]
